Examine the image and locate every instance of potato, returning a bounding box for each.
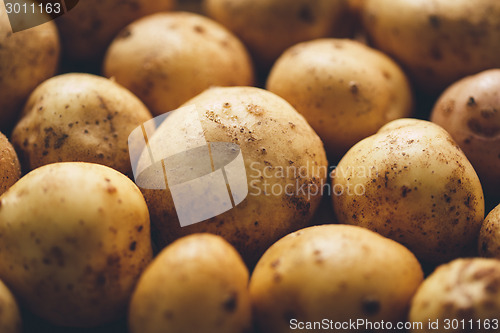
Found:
[204,0,352,67]
[103,12,254,116]
[267,38,413,158]
[11,73,152,175]
[332,119,484,264]
[409,258,500,333]
[136,86,328,264]
[361,0,500,93]
[0,4,60,132]
[250,225,423,333]
[0,132,21,196]
[0,162,152,327]
[55,0,176,63]
[129,234,251,333]
[431,69,500,196]
[0,279,22,333]
[479,203,500,258]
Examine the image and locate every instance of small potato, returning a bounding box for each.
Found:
[250,225,423,333]
[129,234,251,333]
[431,69,500,195]
[479,203,500,258]
[0,5,60,132]
[0,132,21,196]
[0,279,22,333]
[332,119,484,264]
[409,258,500,333]
[0,162,152,327]
[103,12,254,116]
[11,73,152,175]
[267,39,413,158]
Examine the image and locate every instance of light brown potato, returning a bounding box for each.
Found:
[479,203,500,258]
[0,132,20,196]
[409,258,500,333]
[267,38,413,158]
[0,279,22,333]
[431,69,500,195]
[0,162,152,327]
[55,0,176,62]
[361,0,500,94]
[250,225,423,333]
[332,119,484,264]
[11,73,152,175]
[137,86,328,265]
[103,12,254,116]
[0,3,60,132]
[129,234,251,333]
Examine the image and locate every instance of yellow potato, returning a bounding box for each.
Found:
[0,279,21,333]
[0,132,20,196]
[479,203,500,258]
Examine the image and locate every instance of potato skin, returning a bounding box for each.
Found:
[479,204,500,258]
[138,87,327,265]
[11,73,152,175]
[129,234,251,333]
[0,162,153,327]
[409,258,500,333]
[361,0,500,93]
[0,6,60,132]
[0,132,21,196]
[332,119,484,264]
[431,69,500,195]
[103,12,254,116]
[0,280,22,333]
[267,38,413,158]
[250,225,423,333]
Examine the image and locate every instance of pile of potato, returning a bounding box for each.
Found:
[0,0,499,332]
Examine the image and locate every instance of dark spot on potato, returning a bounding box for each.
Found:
[50,247,65,267]
[362,298,380,315]
[382,71,391,79]
[223,102,231,108]
[468,118,499,137]
[137,225,144,232]
[254,221,259,226]
[107,185,117,194]
[129,241,137,251]
[349,81,359,94]
[429,15,441,28]
[467,97,476,107]
[271,259,280,269]
[273,272,282,283]
[481,109,497,119]
[54,134,68,149]
[118,28,132,39]
[193,25,205,34]
[298,5,315,24]
[222,291,238,312]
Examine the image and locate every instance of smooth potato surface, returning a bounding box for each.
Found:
[0,280,22,333]
[0,132,21,196]
[479,204,500,258]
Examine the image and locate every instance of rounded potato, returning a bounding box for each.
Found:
[409,258,500,333]
[137,87,327,264]
[332,119,484,263]
[11,73,152,175]
[0,132,21,196]
[431,69,500,195]
[0,279,22,333]
[204,0,352,67]
[55,0,176,62]
[0,4,60,132]
[479,203,500,258]
[250,225,423,333]
[103,12,254,116]
[129,234,251,333]
[267,38,413,158]
[361,0,500,93]
[0,162,152,327]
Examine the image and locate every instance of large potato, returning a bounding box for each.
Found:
[361,0,500,93]
[103,12,254,116]
[479,203,500,258]
[136,86,327,264]
[431,69,500,196]
[267,38,413,158]
[11,73,152,175]
[409,258,500,333]
[129,234,251,333]
[0,3,60,132]
[0,132,20,196]
[250,225,423,333]
[0,279,21,333]
[332,119,484,264]
[0,162,152,327]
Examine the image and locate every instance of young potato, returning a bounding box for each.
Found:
[409,258,500,333]
[431,69,500,196]
[55,0,176,63]
[137,87,328,265]
[204,0,352,68]
[0,162,152,327]
[250,225,423,333]
[361,0,500,94]
[129,234,251,333]
[0,4,60,132]
[267,39,413,158]
[11,73,152,175]
[0,280,22,333]
[0,132,21,196]
[479,203,500,258]
[332,119,484,264]
[103,12,254,116]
